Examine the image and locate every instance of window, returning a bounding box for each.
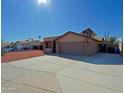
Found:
[86,32,92,37]
[45,41,51,48]
[86,32,89,36]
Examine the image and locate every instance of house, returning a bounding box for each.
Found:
[15,40,43,50]
[43,36,60,53]
[1,42,10,49]
[116,38,123,56]
[98,37,122,54]
[1,42,15,52]
[43,28,102,55]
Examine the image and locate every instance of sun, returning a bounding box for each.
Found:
[37,0,48,4]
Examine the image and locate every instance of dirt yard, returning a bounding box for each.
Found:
[1,50,44,63]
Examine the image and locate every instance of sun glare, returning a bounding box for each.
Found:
[38,0,48,4]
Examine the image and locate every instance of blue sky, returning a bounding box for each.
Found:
[2,0,123,42]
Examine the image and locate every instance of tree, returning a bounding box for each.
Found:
[104,31,110,41]
[108,36,117,44]
[10,42,15,48]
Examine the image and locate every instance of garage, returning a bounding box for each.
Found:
[59,41,84,55]
[54,31,100,55]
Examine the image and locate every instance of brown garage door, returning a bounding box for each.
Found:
[60,42,84,55]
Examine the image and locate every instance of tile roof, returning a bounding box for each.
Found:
[54,31,101,42]
[43,36,60,41]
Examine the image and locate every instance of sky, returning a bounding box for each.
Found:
[2,0,123,42]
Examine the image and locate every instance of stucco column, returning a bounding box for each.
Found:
[43,41,46,53]
[51,41,53,53]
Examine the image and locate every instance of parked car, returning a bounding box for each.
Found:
[2,47,15,52]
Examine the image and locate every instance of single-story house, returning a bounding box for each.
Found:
[15,40,43,50]
[43,28,102,55]
[1,42,11,49]
[1,42,16,52]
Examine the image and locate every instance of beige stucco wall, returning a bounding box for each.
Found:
[83,39,99,55]
[56,33,86,42]
[43,41,53,54]
[56,33,99,55]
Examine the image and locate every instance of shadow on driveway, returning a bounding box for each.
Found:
[49,53,123,65]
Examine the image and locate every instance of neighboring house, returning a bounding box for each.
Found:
[1,42,15,52]
[15,40,43,50]
[43,28,102,55]
[99,37,122,54]
[1,42,11,49]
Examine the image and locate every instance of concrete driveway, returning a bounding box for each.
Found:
[1,53,123,93]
